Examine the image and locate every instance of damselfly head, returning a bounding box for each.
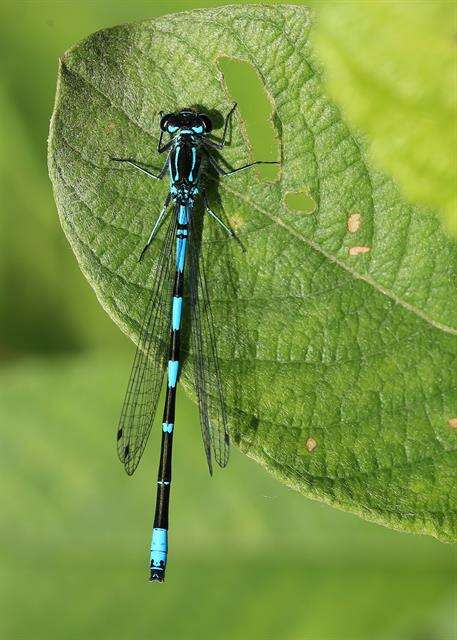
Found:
[160,109,213,135]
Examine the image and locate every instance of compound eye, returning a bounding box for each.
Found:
[198,115,213,133]
[160,113,179,133]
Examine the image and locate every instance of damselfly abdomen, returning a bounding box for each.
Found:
[112,105,277,581]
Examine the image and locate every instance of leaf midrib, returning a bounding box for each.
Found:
[219,181,457,336]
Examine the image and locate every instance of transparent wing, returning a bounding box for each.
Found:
[117,212,176,475]
[188,216,230,475]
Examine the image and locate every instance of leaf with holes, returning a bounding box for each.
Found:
[48,5,457,541]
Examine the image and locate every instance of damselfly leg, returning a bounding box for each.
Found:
[203,194,235,237]
[204,102,237,149]
[139,194,172,262]
[206,152,278,177]
[111,153,172,260]
[110,157,169,180]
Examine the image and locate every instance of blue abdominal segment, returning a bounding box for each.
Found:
[172,296,183,330]
[167,360,179,388]
[150,527,168,581]
[175,205,188,273]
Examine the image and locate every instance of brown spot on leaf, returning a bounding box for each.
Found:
[107,122,116,131]
[229,215,243,229]
[448,418,457,430]
[349,246,370,256]
[347,213,361,233]
[305,437,317,453]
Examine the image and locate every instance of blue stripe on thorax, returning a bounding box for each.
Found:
[188,146,197,182]
[173,146,180,182]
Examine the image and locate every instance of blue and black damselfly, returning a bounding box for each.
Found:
[112,104,277,582]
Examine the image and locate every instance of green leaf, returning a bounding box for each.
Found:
[1,354,456,640]
[313,1,457,236]
[48,5,457,541]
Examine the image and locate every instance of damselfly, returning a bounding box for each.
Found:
[112,104,277,582]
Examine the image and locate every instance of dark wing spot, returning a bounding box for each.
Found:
[117,428,123,441]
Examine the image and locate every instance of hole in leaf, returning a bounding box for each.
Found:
[218,57,280,182]
[285,190,316,214]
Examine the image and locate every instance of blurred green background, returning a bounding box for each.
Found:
[1,2,456,639]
